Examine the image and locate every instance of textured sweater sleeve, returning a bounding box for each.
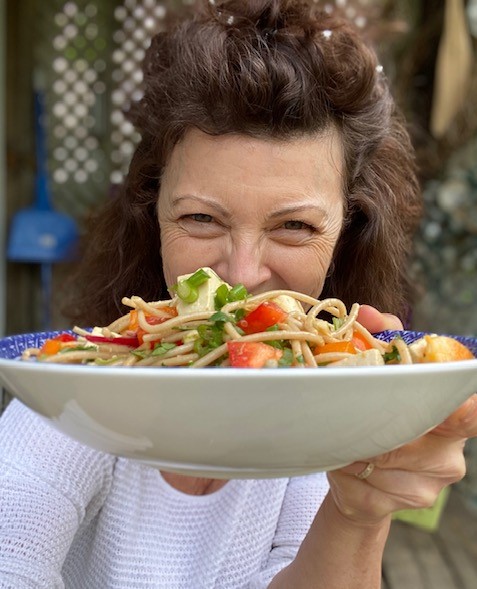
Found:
[0,400,115,589]
[248,472,329,589]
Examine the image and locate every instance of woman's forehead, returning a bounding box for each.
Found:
[163,128,344,191]
[158,128,345,223]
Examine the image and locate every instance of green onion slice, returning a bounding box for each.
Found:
[227,283,248,301]
[176,281,199,303]
[215,284,230,309]
[186,268,211,288]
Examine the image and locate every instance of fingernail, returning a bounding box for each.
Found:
[382,313,403,330]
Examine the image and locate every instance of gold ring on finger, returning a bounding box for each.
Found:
[355,462,375,480]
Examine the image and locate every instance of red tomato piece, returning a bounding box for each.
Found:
[237,302,288,335]
[227,341,283,368]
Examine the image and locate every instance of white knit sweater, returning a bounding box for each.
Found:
[0,400,329,589]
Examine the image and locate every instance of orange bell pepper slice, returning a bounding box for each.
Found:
[40,339,63,355]
[314,341,357,355]
[351,330,374,352]
[40,333,76,355]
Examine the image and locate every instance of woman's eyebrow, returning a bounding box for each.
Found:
[268,204,328,219]
[171,195,328,219]
[171,195,229,216]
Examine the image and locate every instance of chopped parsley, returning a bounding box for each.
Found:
[278,348,295,367]
[383,345,401,364]
[152,342,177,356]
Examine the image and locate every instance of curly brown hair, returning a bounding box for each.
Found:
[64,0,422,327]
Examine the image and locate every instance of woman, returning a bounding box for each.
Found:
[1,1,476,588]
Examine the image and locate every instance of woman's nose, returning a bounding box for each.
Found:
[215,240,272,293]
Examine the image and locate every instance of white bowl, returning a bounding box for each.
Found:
[1,330,477,478]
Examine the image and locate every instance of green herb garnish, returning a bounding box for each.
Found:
[214,283,248,309]
[131,349,150,359]
[214,284,230,309]
[209,311,234,324]
[278,348,295,367]
[332,317,345,331]
[194,321,227,357]
[186,268,211,288]
[383,345,401,363]
[152,342,177,356]
[175,281,198,304]
[234,308,246,322]
[227,283,248,302]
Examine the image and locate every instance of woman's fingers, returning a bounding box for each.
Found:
[343,433,466,480]
[333,304,475,522]
[356,304,403,333]
[331,462,455,519]
[432,394,477,439]
[332,432,467,520]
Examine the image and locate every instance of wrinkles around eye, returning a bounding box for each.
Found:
[178,214,223,238]
[271,226,322,248]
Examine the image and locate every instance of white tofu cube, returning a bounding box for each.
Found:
[175,267,231,315]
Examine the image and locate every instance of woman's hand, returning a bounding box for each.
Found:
[356,304,404,333]
[271,306,438,587]
[326,305,477,524]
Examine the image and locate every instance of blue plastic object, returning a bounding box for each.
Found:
[7,91,79,264]
[7,208,78,263]
[7,90,80,329]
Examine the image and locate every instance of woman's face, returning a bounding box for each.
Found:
[158,128,345,298]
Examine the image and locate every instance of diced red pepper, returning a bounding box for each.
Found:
[84,334,140,347]
[227,341,283,368]
[237,302,288,335]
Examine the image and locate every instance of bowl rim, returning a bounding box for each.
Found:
[1,328,477,380]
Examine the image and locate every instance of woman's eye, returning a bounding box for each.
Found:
[185,213,214,223]
[178,213,223,238]
[282,220,316,232]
